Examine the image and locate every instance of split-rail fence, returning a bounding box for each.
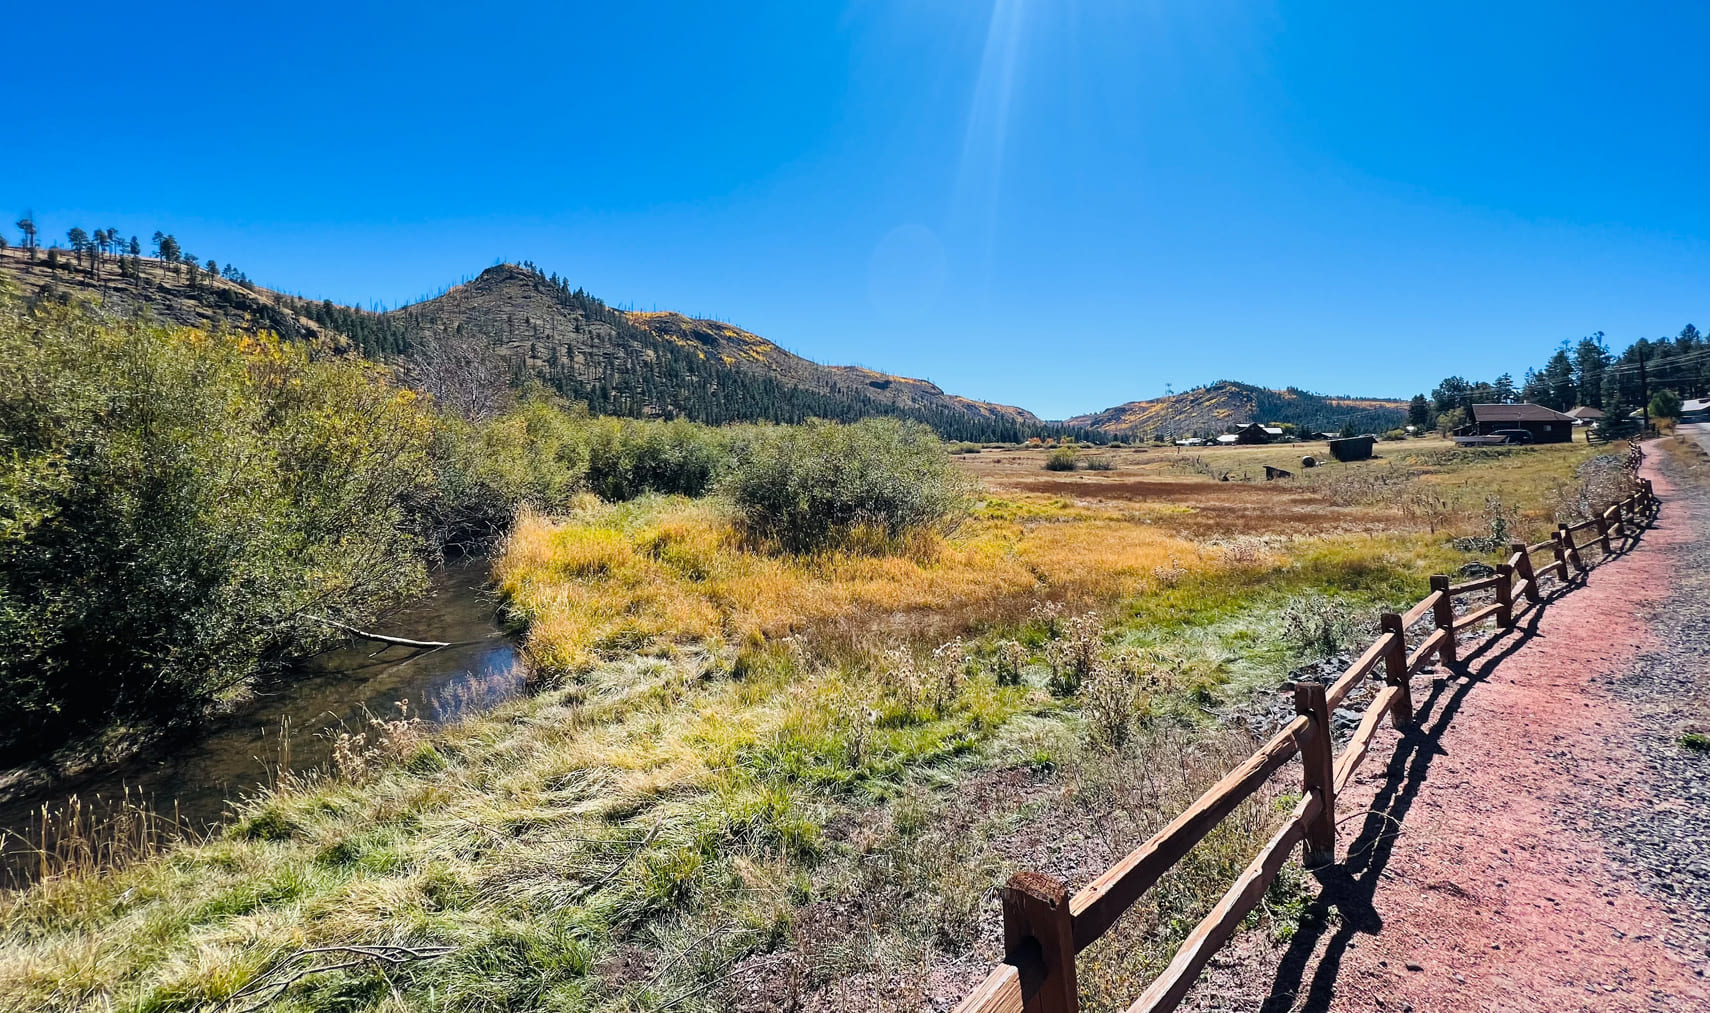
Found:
[954,441,1659,1013]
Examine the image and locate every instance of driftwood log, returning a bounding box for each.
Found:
[301,614,451,649]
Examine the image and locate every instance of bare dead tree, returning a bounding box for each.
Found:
[406,327,514,421]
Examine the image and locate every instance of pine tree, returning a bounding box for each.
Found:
[16,217,37,259]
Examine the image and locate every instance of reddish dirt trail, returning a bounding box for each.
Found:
[1189,455,1709,1012]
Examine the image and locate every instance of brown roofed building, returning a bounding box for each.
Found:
[1468,403,1576,443]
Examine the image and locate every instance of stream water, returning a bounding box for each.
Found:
[0,559,522,877]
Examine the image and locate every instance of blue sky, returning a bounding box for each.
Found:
[5,1,1707,419]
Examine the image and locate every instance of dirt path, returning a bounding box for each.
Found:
[1186,443,1710,1012]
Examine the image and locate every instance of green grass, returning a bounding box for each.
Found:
[0,437,1638,1012]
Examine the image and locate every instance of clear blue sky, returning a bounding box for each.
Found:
[6,2,1707,419]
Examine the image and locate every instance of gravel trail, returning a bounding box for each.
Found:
[1181,440,1710,1013]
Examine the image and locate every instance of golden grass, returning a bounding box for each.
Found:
[0,437,1637,1012]
[496,496,1238,674]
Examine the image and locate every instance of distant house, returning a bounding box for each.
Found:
[1215,434,1241,445]
[1232,423,1283,445]
[1681,398,1710,423]
[1468,403,1575,444]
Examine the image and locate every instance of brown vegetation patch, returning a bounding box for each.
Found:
[1014,477,1295,502]
[1006,477,1404,538]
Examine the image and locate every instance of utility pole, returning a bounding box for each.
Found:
[1638,343,1651,433]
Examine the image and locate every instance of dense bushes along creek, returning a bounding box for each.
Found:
[0,293,967,769]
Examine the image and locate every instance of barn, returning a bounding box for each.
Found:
[1468,403,1576,444]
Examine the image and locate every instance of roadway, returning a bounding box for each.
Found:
[1680,422,1710,456]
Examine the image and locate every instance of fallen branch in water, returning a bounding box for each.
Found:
[218,944,456,1013]
[301,614,451,649]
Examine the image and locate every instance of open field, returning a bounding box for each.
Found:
[0,436,1634,1013]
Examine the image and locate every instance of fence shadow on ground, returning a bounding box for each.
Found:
[951,442,1656,1013]
[1255,574,1585,1012]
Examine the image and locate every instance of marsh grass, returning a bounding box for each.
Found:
[495,495,1228,675]
[0,438,1635,1011]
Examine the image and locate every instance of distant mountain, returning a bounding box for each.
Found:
[1068,380,1408,438]
[387,265,1055,440]
[0,252,1072,443]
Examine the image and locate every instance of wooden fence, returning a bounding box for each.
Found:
[953,442,1658,1013]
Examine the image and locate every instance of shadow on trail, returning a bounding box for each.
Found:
[1256,576,1584,1013]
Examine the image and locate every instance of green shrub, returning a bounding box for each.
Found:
[1084,456,1116,471]
[0,296,438,758]
[1044,447,1078,471]
[583,415,728,500]
[722,418,970,552]
[427,390,592,544]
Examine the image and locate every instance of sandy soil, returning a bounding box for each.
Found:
[1180,445,1709,1012]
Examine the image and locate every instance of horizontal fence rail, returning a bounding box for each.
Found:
[955,441,1659,1013]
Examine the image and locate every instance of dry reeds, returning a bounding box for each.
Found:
[3,790,203,889]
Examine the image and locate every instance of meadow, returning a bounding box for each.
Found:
[0,426,1633,1013]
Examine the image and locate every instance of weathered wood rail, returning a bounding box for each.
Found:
[954,441,1659,1013]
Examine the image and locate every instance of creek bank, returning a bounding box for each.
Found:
[0,559,523,874]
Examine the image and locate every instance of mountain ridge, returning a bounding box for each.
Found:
[0,250,1406,440]
[1067,380,1408,437]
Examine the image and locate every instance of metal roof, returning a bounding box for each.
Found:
[1565,406,1604,419]
[1469,403,1576,423]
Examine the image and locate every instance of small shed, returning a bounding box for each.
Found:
[1328,435,1374,462]
[1468,403,1575,443]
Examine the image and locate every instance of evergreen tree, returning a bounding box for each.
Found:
[1407,394,1432,428]
[1573,334,1610,408]
[66,227,88,268]
[1520,367,1549,405]
[1541,348,1576,410]
[1491,372,1516,403]
[16,217,37,259]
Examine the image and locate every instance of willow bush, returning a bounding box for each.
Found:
[0,297,438,757]
[722,417,970,552]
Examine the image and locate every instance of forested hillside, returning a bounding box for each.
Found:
[385,264,1069,442]
[1068,380,1408,438]
[0,247,1077,443]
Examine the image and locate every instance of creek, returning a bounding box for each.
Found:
[0,559,522,880]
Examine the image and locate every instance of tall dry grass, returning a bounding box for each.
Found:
[2,792,204,890]
[496,496,1249,674]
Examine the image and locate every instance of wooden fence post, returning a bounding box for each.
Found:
[1595,515,1613,555]
[1429,574,1457,665]
[1003,871,1077,1013]
[1294,681,1336,865]
[1494,563,1514,627]
[1559,525,1586,574]
[1510,542,1540,603]
[1379,613,1412,729]
[1550,531,1571,582]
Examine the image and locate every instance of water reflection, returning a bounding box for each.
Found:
[0,559,520,878]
